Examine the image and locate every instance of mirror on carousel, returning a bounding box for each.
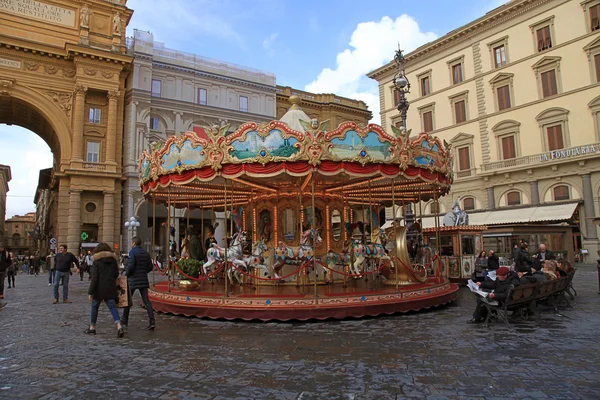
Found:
[281,208,297,243]
[331,209,341,241]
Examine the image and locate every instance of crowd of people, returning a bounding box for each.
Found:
[468,241,575,324]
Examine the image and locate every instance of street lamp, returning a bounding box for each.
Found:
[392,45,411,130]
[124,216,140,250]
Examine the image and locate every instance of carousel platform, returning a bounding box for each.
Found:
[148,277,459,321]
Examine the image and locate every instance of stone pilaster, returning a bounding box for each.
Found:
[102,192,115,246]
[472,42,491,164]
[71,85,87,162]
[378,83,386,131]
[581,174,598,240]
[530,181,540,205]
[67,189,82,253]
[487,186,495,210]
[106,90,119,164]
[56,179,71,246]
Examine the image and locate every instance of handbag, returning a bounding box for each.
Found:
[116,276,132,308]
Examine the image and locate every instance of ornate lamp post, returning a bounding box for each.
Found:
[124,216,140,250]
[392,46,411,129]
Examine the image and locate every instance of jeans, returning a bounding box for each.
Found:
[48,269,54,284]
[122,287,154,326]
[6,272,15,288]
[90,298,121,325]
[53,271,70,300]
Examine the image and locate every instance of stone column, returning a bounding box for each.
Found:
[102,192,115,246]
[67,189,82,254]
[174,111,183,135]
[72,85,87,162]
[106,90,119,164]
[581,174,598,239]
[530,181,540,205]
[129,101,138,165]
[487,187,495,210]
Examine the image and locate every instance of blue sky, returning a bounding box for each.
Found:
[1,0,504,218]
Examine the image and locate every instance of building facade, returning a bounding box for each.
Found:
[0,0,134,254]
[276,86,372,128]
[0,164,11,244]
[4,212,36,256]
[123,30,277,251]
[369,0,600,259]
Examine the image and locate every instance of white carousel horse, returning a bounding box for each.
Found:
[273,229,323,281]
[202,231,248,283]
[231,240,271,284]
[443,197,469,226]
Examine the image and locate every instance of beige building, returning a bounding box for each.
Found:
[0,0,134,254]
[276,86,372,128]
[369,0,600,260]
[0,164,10,244]
[5,212,36,255]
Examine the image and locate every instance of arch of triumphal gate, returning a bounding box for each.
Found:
[0,0,133,252]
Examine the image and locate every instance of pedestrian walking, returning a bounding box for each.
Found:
[6,251,16,289]
[82,251,93,281]
[121,236,155,331]
[85,243,124,338]
[0,243,12,299]
[53,244,79,304]
[46,251,55,285]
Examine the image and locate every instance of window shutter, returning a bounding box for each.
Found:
[547,125,564,151]
[458,147,470,170]
[507,191,521,206]
[454,100,466,123]
[541,70,557,97]
[497,85,510,110]
[502,136,516,159]
[394,90,401,106]
[595,54,600,83]
[463,198,475,210]
[423,111,433,132]
[591,5,600,31]
[421,77,430,96]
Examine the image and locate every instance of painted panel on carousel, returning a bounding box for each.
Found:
[161,139,205,170]
[329,130,393,161]
[229,129,299,161]
[258,209,273,243]
[411,135,448,169]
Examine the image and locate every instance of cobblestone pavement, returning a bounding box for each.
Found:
[1,265,600,400]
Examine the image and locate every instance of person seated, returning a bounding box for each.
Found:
[516,265,537,285]
[467,266,513,324]
[556,259,573,277]
[530,259,547,283]
[543,259,558,280]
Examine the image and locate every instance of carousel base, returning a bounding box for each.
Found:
[148,277,459,322]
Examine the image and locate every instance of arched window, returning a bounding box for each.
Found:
[506,191,521,206]
[463,197,475,210]
[429,201,439,214]
[553,185,570,201]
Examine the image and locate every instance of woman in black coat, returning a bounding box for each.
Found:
[85,243,124,338]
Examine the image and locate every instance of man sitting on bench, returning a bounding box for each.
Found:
[467,266,513,324]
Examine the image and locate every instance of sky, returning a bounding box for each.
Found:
[0,0,505,218]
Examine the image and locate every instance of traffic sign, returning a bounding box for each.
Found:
[50,238,56,244]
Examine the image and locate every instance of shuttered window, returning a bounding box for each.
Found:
[507,191,521,206]
[454,100,466,123]
[541,69,558,97]
[458,147,470,171]
[501,135,516,160]
[423,111,433,132]
[553,185,570,201]
[595,53,600,83]
[452,63,463,84]
[421,76,430,96]
[546,125,564,151]
[394,90,401,106]
[463,198,475,211]
[494,45,506,68]
[497,85,511,110]
[536,26,552,52]
[591,4,600,31]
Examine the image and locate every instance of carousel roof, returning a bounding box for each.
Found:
[138,100,455,209]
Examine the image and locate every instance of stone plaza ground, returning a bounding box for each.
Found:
[1,266,599,400]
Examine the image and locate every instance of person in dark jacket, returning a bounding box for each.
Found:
[533,244,555,262]
[85,243,124,337]
[468,266,513,323]
[530,260,547,283]
[53,244,79,304]
[487,250,499,271]
[122,236,155,330]
[514,243,532,272]
[188,226,202,261]
[0,242,12,300]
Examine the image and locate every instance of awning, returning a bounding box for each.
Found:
[419,202,578,228]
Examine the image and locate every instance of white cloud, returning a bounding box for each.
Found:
[262,32,279,57]
[304,15,437,124]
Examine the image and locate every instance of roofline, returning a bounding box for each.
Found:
[367,0,542,80]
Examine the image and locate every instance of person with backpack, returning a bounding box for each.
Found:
[121,236,155,331]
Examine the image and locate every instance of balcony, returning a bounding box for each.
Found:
[481,142,600,173]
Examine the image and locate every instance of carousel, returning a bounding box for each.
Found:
[138,96,459,321]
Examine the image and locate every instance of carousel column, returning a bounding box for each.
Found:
[71,85,87,162]
[67,189,82,255]
[214,212,227,247]
[102,192,115,247]
[106,90,119,165]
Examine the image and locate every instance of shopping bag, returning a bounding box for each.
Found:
[116,276,132,308]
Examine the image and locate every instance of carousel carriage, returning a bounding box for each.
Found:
[138,97,459,321]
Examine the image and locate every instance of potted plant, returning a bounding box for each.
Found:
[176,258,202,290]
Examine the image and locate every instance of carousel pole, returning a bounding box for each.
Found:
[299,178,303,290]
[434,185,441,262]
[368,179,376,290]
[230,181,234,237]
[187,201,190,228]
[392,179,399,291]
[167,190,171,293]
[311,176,318,304]
[224,178,229,297]
[152,197,156,287]
[171,197,177,288]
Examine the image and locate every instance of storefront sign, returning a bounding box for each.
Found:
[0,57,21,69]
[539,145,597,161]
[0,0,75,28]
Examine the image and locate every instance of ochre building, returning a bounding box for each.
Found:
[4,212,36,256]
[0,0,133,253]
[369,0,600,260]
[0,164,10,244]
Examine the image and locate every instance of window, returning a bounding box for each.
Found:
[150,117,160,130]
[494,45,507,68]
[590,3,600,32]
[454,100,466,124]
[452,63,463,84]
[420,76,430,96]
[584,36,600,84]
[198,88,207,105]
[546,125,564,151]
[536,26,552,52]
[553,185,570,201]
[506,191,521,206]
[151,79,161,97]
[451,132,474,178]
[239,95,248,112]
[418,103,435,133]
[595,53,600,83]
[463,198,475,211]
[88,108,101,124]
[86,142,100,163]
[541,69,558,98]
[458,147,471,172]
[423,111,433,132]
[496,85,511,111]
[501,135,516,160]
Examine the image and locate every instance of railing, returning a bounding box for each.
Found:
[482,142,600,172]
[83,163,106,171]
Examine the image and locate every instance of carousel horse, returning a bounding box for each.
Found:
[233,240,271,283]
[273,229,323,282]
[202,231,248,283]
[343,239,365,277]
